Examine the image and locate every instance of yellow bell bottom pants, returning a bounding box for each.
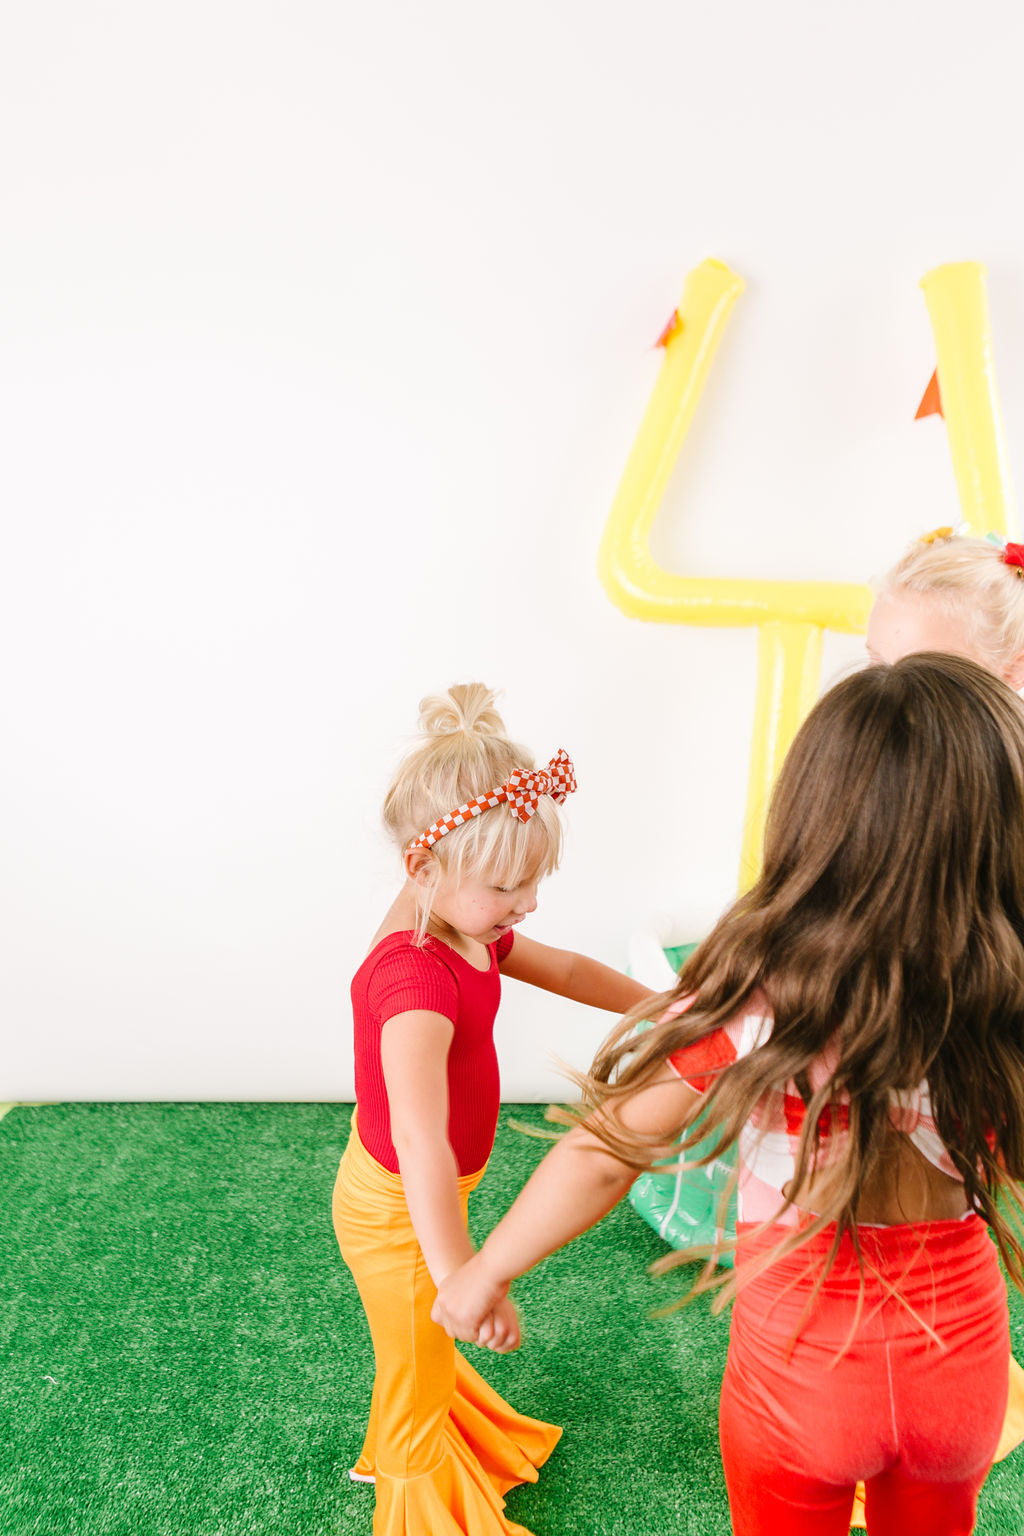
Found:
[333,1120,561,1535]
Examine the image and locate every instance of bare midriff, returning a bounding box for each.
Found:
[794,1137,971,1227]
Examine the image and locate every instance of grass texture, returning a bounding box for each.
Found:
[1,1102,1022,1536]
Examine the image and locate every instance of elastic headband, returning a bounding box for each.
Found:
[406,749,577,854]
[918,524,960,544]
[922,525,1024,579]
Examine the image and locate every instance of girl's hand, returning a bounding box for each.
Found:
[476,1296,521,1353]
[431,1251,508,1341]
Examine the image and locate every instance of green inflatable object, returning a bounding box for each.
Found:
[627,943,737,1268]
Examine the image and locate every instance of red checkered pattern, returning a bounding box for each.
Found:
[406,749,576,853]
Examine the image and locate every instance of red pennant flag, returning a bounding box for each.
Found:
[915,369,943,420]
[655,309,683,349]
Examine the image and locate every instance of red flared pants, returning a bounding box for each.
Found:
[719,1216,1010,1536]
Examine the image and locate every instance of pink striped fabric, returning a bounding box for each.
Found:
[665,994,963,1227]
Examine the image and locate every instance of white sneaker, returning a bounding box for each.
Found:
[349,1469,375,1484]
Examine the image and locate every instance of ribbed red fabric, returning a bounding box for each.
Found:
[351,929,514,1176]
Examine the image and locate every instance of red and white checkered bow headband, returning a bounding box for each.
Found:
[406,749,577,854]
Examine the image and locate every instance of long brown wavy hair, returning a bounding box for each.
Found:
[579,654,1024,1296]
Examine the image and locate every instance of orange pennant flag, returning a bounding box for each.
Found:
[915,368,943,420]
[655,309,683,349]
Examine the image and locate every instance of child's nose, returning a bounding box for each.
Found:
[515,886,538,915]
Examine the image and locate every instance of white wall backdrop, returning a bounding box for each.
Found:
[3,0,1024,1099]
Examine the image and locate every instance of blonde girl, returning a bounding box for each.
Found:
[435,655,1024,1536]
[333,682,651,1536]
[867,529,1024,684]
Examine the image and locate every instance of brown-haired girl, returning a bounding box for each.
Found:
[434,655,1024,1536]
[333,682,651,1536]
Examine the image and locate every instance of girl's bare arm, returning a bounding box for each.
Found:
[381,1009,476,1285]
[432,1067,701,1340]
[381,1009,520,1350]
[499,932,654,1013]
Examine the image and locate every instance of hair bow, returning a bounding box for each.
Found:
[1003,542,1024,577]
[501,750,577,823]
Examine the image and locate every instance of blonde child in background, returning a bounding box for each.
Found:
[435,655,1024,1536]
[333,683,652,1536]
[866,528,1024,685]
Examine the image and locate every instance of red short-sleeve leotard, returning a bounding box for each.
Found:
[351,929,514,1176]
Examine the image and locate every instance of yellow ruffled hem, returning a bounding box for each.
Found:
[997,1354,1024,1461]
[368,1443,534,1536]
[352,1349,560,1534]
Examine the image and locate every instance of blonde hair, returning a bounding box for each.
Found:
[877,533,1024,672]
[382,683,564,938]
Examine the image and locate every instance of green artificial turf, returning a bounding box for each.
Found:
[1,1103,1022,1535]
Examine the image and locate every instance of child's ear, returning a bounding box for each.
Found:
[403,846,437,886]
[1003,651,1024,691]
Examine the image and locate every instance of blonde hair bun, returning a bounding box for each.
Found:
[382,682,565,938]
[417,682,506,740]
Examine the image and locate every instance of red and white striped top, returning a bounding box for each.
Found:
[665,993,963,1227]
